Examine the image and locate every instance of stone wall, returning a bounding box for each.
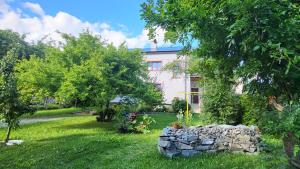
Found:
[158,125,261,158]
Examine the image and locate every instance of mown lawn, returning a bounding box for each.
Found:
[0,108,290,169]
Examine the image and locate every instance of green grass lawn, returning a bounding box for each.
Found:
[24,107,82,118]
[0,108,290,169]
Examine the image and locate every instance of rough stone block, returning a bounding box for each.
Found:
[158,140,171,148]
[201,139,214,145]
[182,150,199,157]
[195,145,210,151]
[159,136,170,141]
[176,142,193,150]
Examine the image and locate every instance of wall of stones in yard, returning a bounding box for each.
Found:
[158,125,262,158]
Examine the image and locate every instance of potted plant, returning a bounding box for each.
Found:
[170,122,183,129]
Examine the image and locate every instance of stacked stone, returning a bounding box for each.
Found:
[158,125,261,158]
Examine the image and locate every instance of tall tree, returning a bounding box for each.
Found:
[141,0,300,103]
[16,31,163,120]
[0,50,34,143]
[0,29,45,60]
[16,52,65,106]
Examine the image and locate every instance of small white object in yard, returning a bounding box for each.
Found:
[5,140,24,146]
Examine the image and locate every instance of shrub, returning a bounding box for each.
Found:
[136,103,152,113]
[240,94,267,125]
[117,113,156,134]
[171,97,191,113]
[97,105,118,122]
[261,103,300,138]
[135,114,156,134]
[202,83,243,125]
[153,105,168,112]
[33,103,62,110]
[118,112,138,133]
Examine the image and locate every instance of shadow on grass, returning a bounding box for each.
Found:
[0,133,133,169]
[0,115,292,169]
[58,119,118,132]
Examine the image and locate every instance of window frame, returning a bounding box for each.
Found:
[190,88,199,104]
[147,61,162,71]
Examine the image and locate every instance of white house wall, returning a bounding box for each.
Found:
[144,53,190,104]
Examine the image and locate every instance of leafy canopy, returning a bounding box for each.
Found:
[16,31,163,110]
[141,0,300,102]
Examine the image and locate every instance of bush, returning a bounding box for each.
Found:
[97,105,118,122]
[171,97,191,113]
[135,114,156,134]
[240,94,267,125]
[153,105,168,112]
[33,103,62,110]
[261,103,300,138]
[136,103,152,113]
[118,112,138,133]
[117,113,156,134]
[202,83,243,125]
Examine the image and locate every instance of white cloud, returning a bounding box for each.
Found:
[0,0,10,13]
[22,2,45,16]
[0,0,170,48]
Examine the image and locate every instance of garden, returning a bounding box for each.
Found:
[0,108,288,169]
[1,0,300,168]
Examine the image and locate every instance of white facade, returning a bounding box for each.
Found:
[143,49,201,113]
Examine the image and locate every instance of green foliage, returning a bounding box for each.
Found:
[175,110,184,126]
[202,80,243,125]
[0,30,44,60]
[171,97,191,113]
[162,59,185,77]
[153,105,168,112]
[97,105,118,122]
[136,102,153,113]
[262,103,300,139]
[15,31,163,117]
[135,114,156,134]
[117,112,137,133]
[0,51,34,142]
[0,109,288,169]
[294,145,300,157]
[33,103,62,110]
[118,112,156,134]
[141,0,300,104]
[240,94,267,125]
[16,54,65,104]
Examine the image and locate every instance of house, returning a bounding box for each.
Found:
[143,46,201,113]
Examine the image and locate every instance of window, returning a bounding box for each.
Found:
[148,61,162,71]
[191,88,199,104]
[172,62,181,78]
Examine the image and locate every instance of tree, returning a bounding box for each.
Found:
[141,0,300,103]
[0,50,34,143]
[85,44,163,121]
[15,53,65,106]
[0,29,45,60]
[16,31,163,120]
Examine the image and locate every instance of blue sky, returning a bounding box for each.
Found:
[9,0,146,36]
[0,0,170,48]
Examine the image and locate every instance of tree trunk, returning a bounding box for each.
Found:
[283,132,295,158]
[4,125,12,143]
[75,99,77,108]
[44,97,48,109]
[105,101,110,121]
